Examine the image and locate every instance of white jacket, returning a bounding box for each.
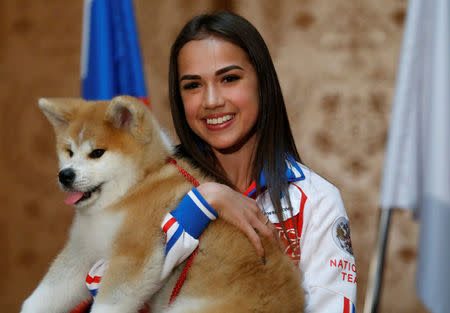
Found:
[255,161,357,312]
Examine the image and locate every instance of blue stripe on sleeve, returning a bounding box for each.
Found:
[165,225,183,256]
[171,188,217,239]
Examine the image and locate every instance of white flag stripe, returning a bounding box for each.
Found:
[80,0,93,79]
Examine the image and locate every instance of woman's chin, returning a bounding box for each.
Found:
[209,134,257,155]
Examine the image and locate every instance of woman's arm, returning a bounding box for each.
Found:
[299,184,357,313]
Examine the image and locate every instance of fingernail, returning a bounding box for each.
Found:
[261,256,266,265]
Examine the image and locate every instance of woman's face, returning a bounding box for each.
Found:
[177,37,259,153]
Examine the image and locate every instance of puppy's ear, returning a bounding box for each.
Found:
[38,98,82,132]
[106,95,154,143]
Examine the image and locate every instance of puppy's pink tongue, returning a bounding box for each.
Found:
[65,191,84,205]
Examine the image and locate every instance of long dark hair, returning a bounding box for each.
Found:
[169,11,302,243]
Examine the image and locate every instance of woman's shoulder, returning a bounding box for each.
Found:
[291,162,343,202]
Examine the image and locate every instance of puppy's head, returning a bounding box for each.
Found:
[39,95,172,211]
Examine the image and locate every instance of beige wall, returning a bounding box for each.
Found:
[0,0,429,312]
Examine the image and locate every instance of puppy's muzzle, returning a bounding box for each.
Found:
[59,168,76,187]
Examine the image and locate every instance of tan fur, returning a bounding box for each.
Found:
[23,96,304,313]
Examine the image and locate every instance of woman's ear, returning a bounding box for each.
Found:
[38,98,82,133]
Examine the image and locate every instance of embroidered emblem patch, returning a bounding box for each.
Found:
[332,217,353,256]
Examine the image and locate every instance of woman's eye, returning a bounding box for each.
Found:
[222,75,240,83]
[67,149,73,157]
[182,82,200,90]
[89,149,105,159]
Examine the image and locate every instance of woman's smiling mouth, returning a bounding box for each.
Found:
[203,114,235,130]
[205,114,235,125]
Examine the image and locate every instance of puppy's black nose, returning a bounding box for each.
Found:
[59,168,75,187]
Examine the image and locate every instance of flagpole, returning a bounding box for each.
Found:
[363,208,392,313]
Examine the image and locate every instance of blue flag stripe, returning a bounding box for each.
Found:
[81,0,148,102]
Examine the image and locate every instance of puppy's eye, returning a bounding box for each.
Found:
[67,149,73,157]
[89,149,105,159]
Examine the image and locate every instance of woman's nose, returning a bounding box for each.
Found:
[203,84,224,109]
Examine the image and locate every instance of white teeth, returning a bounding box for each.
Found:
[206,114,234,125]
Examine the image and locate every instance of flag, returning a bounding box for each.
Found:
[379,0,449,312]
[81,0,149,106]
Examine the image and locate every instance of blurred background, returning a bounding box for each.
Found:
[0,0,430,312]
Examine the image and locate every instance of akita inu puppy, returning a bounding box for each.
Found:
[21,95,304,313]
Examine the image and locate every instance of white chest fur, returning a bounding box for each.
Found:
[69,210,125,260]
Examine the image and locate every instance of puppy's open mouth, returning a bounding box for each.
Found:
[65,184,102,205]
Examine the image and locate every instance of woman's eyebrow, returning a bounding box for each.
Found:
[216,65,243,75]
[180,65,244,81]
[180,74,201,81]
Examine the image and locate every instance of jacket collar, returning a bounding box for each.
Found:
[243,155,305,197]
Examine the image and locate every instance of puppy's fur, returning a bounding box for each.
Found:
[21,96,304,313]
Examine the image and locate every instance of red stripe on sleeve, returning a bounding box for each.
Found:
[163,217,177,233]
[343,297,350,313]
[85,274,102,284]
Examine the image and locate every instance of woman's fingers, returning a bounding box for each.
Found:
[241,222,264,257]
[221,198,266,257]
[267,221,283,251]
[196,182,280,257]
[246,209,279,250]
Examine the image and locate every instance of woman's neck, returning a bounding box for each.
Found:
[213,135,257,192]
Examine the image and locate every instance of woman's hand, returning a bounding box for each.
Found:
[196,182,279,258]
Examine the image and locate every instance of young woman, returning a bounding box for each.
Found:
[165,11,357,312]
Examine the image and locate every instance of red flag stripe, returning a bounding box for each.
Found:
[137,96,151,108]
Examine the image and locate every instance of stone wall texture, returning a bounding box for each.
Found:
[0,0,429,312]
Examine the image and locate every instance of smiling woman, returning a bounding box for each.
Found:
[178,37,259,173]
[164,11,358,312]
